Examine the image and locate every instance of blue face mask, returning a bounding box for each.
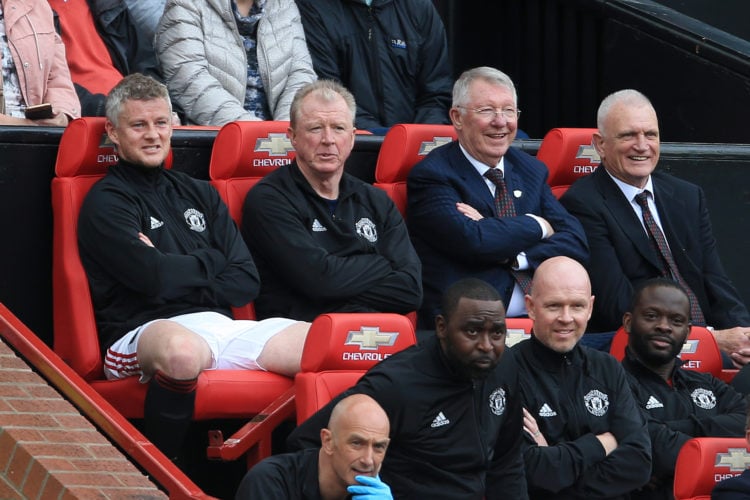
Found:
[363,0,372,5]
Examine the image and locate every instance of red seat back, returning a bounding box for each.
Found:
[208,120,294,224]
[674,437,750,500]
[208,120,295,319]
[295,313,417,424]
[536,127,600,198]
[610,325,723,378]
[373,123,457,216]
[52,117,122,380]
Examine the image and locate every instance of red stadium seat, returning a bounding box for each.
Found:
[373,123,457,216]
[536,127,600,198]
[674,437,750,500]
[208,120,295,320]
[208,120,294,224]
[51,118,293,435]
[610,325,724,378]
[295,313,417,424]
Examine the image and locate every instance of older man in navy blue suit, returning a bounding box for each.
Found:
[407,66,588,330]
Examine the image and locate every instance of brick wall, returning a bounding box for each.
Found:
[0,339,167,499]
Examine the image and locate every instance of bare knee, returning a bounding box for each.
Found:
[138,320,212,379]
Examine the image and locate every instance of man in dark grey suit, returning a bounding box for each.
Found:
[560,89,750,364]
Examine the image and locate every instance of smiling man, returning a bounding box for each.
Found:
[560,89,750,361]
[508,256,651,499]
[287,277,528,499]
[78,74,310,465]
[621,278,745,500]
[407,66,587,330]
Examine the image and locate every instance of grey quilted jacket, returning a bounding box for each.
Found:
[155,0,316,125]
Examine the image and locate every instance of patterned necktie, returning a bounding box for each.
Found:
[484,168,533,294]
[635,191,705,324]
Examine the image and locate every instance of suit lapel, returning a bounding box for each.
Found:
[594,168,664,270]
[652,175,688,256]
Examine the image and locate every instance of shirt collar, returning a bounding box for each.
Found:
[606,170,655,202]
[458,143,506,178]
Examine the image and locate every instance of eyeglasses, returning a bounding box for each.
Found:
[457,106,521,121]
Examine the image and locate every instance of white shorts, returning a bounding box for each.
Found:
[103,311,298,381]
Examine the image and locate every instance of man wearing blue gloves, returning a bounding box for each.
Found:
[235,394,392,499]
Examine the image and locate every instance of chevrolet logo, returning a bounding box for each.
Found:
[417,136,453,156]
[575,141,601,164]
[680,339,700,354]
[345,327,399,350]
[98,132,115,148]
[716,448,750,471]
[254,133,294,156]
[506,328,531,348]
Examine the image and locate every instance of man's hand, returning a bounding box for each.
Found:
[523,407,548,446]
[347,475,393,499]
[596,431,618,456]
[456,202,483,221]
[138,232,155,247]
[713,327,750,367]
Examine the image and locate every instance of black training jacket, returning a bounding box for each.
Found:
[508,336,652,499]
[78,161,259,352]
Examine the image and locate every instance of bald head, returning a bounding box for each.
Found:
[319,394,391,498]
[328,394,389,435]
[526,257,594,353]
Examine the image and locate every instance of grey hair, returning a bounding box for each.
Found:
[289,80,356,128]
[597,89,653,136]
[452,66,518,109]
[105,73,172,124]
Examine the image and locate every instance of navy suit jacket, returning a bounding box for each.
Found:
[407,141,588,328]
[560,166,750,333]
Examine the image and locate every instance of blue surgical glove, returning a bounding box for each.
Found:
[347,475,393,499]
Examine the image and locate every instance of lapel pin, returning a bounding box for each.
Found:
[513,190,522,198]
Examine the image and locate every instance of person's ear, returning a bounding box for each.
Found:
[435,315,447,340]
[623,312,632,333]
[105,120,119,148]
[320,428,334,455]
[525,295,535,320]
[449,107,463,129]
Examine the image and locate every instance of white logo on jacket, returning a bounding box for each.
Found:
[691,388,717,410]
[489,388,506,416]
[184,208,206,232]
[356,217,378,243]
[645,396,664,409]
[538,403,557,417]
[430,412,450,428]
[584,389,609,417]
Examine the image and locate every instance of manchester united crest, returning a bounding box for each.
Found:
[584,389,610,417]
[489,388,506,416]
